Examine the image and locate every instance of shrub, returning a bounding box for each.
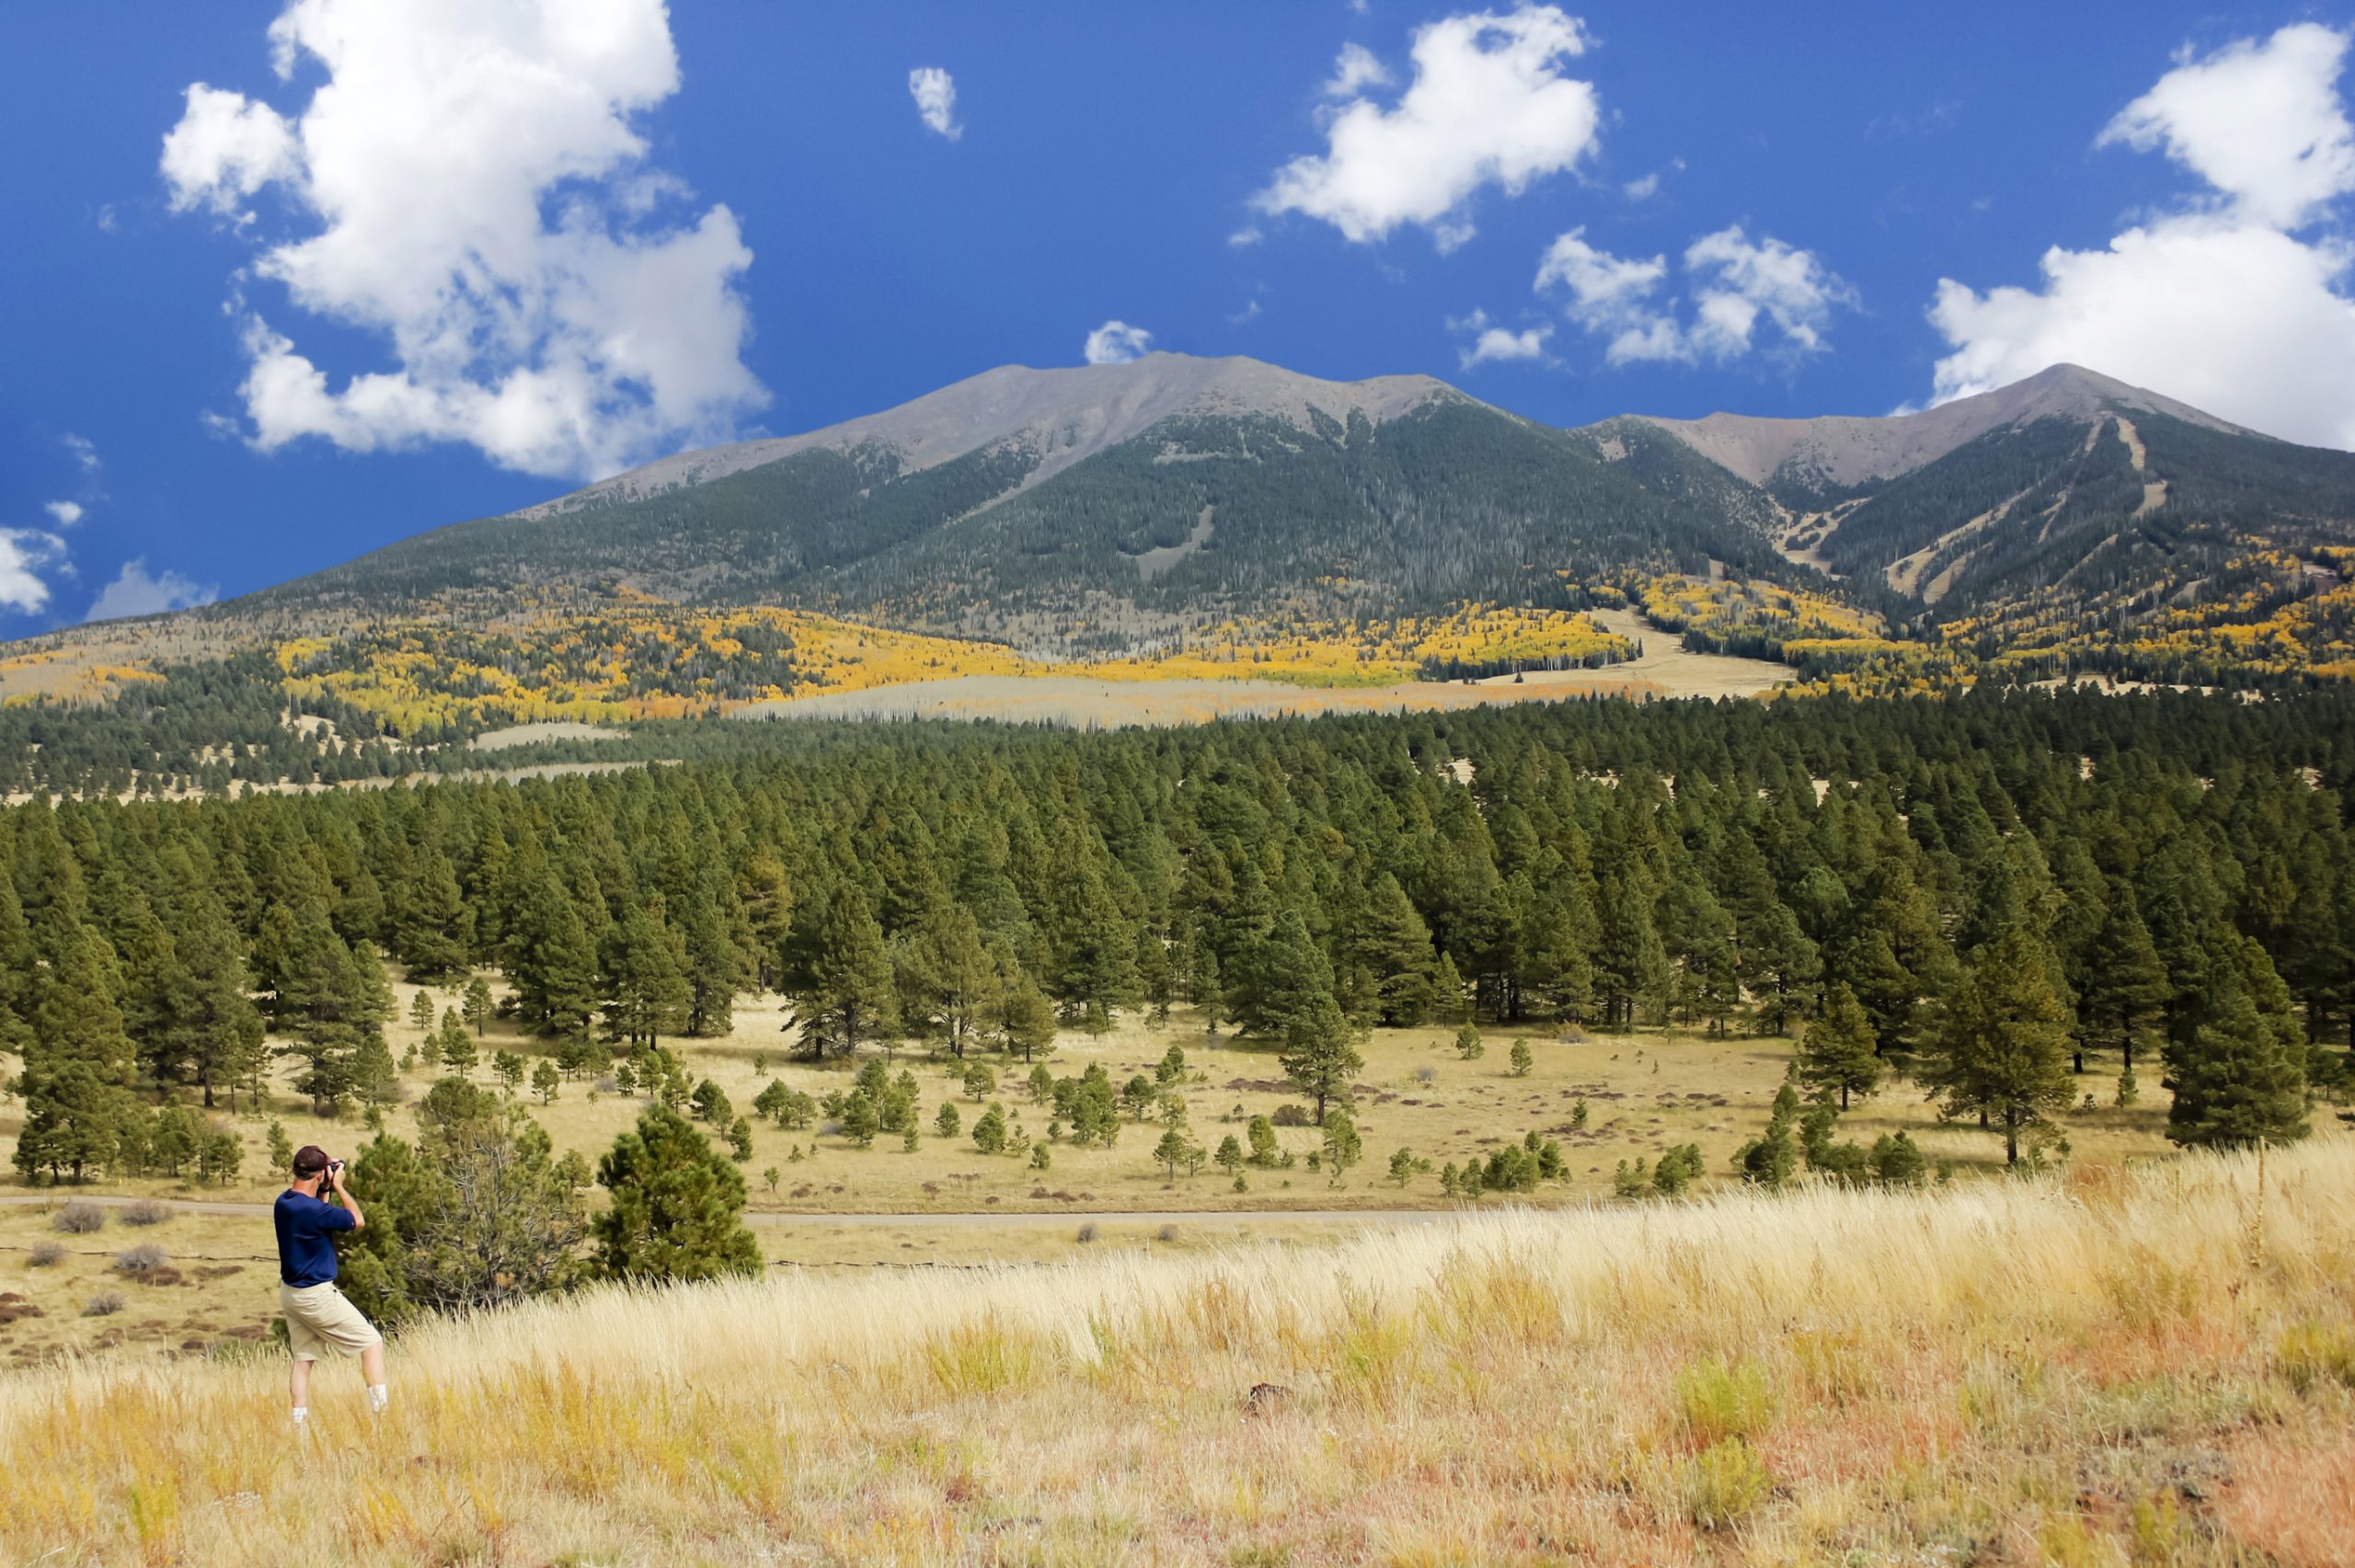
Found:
[1683,1437,1772,1528]
[1652,1144,1706,1196]
[1509,1038,1533,1076]
[120,1200,173,1228]
[52,1201,108,1235]
[28,1242,64,1268]
[1270,1104,1313,1127]
[1454,1024,1485,1060]
[1075,1222,1098,1244]
[1156,1224,1179,1243]
[114,1244,172,1277]
[2278,1321,2355,1394]
[1870,1131,1927,1186]
[1415,1066,1437,1085]
[83,1292,126,1318]
[1674,1356,1777,1444]
[971,1104,1008,1155]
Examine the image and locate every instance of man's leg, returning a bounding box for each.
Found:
[362,1341,387,1413]
[290,1356,314,1427]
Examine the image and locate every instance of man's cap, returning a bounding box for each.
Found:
[292,1144,331,1177]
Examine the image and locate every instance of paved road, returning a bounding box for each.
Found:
[0,1193,1461,1230]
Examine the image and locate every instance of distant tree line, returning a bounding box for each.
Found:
[6,688,2350,1191]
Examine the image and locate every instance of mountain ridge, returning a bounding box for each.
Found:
[1617,363,2257,493]
[520,353,1468,521]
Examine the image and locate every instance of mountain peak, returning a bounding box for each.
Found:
[521,352,1461,520]
[1624,362,2256,490]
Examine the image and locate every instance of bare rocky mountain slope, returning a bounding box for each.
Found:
[520,354,1465,520]
[1620,363,2253,495]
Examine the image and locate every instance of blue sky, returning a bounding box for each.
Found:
[4,1,2353,637]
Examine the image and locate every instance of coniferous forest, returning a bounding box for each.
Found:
[6,688,2348,1198]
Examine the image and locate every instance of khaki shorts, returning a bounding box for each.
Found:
[280,1281,383,1361]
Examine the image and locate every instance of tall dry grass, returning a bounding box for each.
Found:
[5,1140,2352,1565]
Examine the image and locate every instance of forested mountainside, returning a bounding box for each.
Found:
[253,352,2355,669]
[279,395,1786,650]
[3,355,2353,791]
[1632,365,2355,684]
[6,689,2347,1188]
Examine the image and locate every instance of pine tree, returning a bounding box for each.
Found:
[1795,985,1882,1110]
[592,1104,763,1282]
[2075,895,2169,1076]
[1929,927,2076,1164]
[677,876,748,1038]
[600,904,692,1048]
[462,975,495,1036]
[1349,874,1440,1026]
[1278,991,1364,1125]
[1242,910,1334,1039]
[505,875,600,1038]
[410,990,436,1033]
[901,903,1000,1057]
[736,847,795,993]
[991,954,1057,1063]
[438,1013,478,1078]
[395,846,473,980]
[2165,974,2309,1149]
[796,886,898,1059]
[1431,951,1468,1025]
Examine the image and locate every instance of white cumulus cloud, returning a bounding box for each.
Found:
[44,501,84,527]
[87,560,219,624]
[1253,6,1600,248]
[2098,23,2355,229]
[909,67,962,141]
[1084,320,1155,365]
[1683,225,1855,358]
[1929,24,2355,449]
[159,85,301,217]
[160,0,768,482]
[1450,309,1552,369]
[1322,43,1393,99]
[1535,225,1849,364]
[0,532,66,616]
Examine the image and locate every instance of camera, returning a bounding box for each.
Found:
[327,1159,345,1177]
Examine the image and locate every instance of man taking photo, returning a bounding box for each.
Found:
[273,1144,388,1428]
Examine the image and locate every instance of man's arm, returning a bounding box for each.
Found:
[328,1167,366,1231]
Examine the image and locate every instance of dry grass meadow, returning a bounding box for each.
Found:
[0,1138,2349,1565]
[1,977,2194,1370]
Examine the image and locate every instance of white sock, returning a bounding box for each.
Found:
[367,1384,388,1413]
[291,1405,309,1426]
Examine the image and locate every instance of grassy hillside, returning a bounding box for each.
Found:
[3,1139,2349,1564]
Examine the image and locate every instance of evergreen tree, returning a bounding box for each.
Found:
[592,1104,763,1282]
[438,1012,477,1078]
[901,902,999,1057]
[1239,910,1333,1039]
[505,875,600,1038]
[1278,991,1364,1125]
[2075,895,2169,1076]
[1929,927,2076,1164]
[795,886,898,1059]
[601,903,693,1047]
[395,846,472,980]
[1348,873,1440,1026]
[991,955,1057,1063]
[2165,974,2310,1148]
[1795,985,1882,1110]
[462,975,495,1036]
[677,876,748,1038]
